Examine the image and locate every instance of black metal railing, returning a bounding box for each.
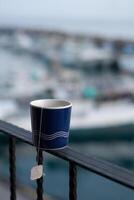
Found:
[0,120,134,200]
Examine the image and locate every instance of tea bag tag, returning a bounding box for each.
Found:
[30,165,43,180]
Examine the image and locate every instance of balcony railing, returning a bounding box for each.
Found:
[0,120,134,200]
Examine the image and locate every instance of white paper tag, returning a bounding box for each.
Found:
[30,165,43,180]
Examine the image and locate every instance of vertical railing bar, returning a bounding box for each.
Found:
[9,137,16,200]
[36,150,43,200]
[69,161,77,200]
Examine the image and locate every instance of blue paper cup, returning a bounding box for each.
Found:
[30,99,72,150]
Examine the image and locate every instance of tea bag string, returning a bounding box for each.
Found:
[37,107,43,163]
[30,107,44,181]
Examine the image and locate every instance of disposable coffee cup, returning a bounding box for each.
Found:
[30,99,72,150]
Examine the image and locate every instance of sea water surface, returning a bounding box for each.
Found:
[0,142,134,200]
[1,0,134,39]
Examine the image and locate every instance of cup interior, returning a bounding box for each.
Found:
[30,99,72,109]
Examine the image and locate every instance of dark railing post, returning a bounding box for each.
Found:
[9,137,16,200]
[69,161,77,200]
[36,150,43,200]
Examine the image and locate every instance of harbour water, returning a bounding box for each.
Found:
[0,141,134,200]
[1,0,134,39]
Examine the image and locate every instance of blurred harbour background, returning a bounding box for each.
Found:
[0,0,134,199]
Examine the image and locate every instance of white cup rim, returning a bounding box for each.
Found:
[30,99,72,109]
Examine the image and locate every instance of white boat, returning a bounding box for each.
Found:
[0,48,49,98]
[0,100,18,119]
[6,99,134,142]
[119,54,134,74]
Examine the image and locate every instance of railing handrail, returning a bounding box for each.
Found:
[0,120,134,190]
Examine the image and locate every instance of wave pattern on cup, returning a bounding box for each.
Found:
[43,131,69,140]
